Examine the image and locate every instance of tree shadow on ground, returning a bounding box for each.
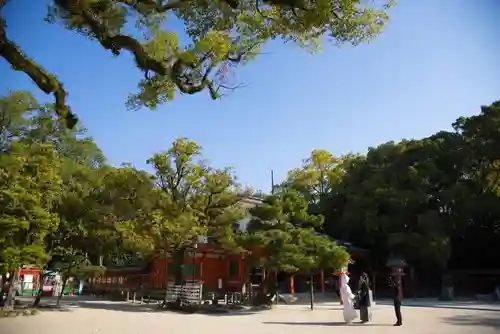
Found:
[263,321,393,327]
[276,293,340,306]
[23,295,271,316]
[35,305,74,312]
[72,301,161,313]
[195,310,265,317]
[442,314,500,330]
[375,300,500,312]
[65,300,267,316]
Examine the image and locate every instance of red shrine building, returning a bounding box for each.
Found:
[90,196,369,295]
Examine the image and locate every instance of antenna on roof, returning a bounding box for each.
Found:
[271,169,275,195]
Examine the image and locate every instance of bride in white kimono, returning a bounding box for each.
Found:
[340,273,358,324]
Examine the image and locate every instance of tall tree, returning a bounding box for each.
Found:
[447,101,500,269]
[0,91,112,306]
[311,101,500,286]
[245,190,350,308]
[119,137,246,301]
[0,91,38,152]
[285,149,341,208]
[0,0,395,128]
[97,165,158,266]
[0,142,62,307]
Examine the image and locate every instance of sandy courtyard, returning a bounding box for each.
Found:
[2,299,499,334]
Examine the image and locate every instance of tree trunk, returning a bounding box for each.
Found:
[172,248,185,285]
[32,272,48,307]
[163,253,169,305]
[0,274,3,306]
[309,274,314,311]
[56,275,70,307]
[32,284,43,307]
[172,248,186,308]
[274,270,278,305]
[5,270,19,308]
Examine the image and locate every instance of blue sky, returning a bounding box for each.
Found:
[1,0,499,192]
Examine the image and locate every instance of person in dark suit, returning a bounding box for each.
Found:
[388,276,402,326]
[358,272,372,323]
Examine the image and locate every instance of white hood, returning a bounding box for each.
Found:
[341,273,350,287]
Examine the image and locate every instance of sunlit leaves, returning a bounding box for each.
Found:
[36,0,395,116]
[0,142,62,273]
[245,190,350,273]
[285,149,342,206]
[120,137,246,259]
[289,101,500,271]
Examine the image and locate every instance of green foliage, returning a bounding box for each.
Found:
[284,149,345,212]
[0,0,395,127]
[0,142,62,273]
[283,100,500,272]
[121,138,246,260]
[2,88,500,298]
[244,190,350,274]
[0,91,113,278]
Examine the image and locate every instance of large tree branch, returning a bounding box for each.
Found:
[117,0,190,13]
[0,17,78,128]
[67,0,256,99]
[55,0,241,99]
[0,0,269,128]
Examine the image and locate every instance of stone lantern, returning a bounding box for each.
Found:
[386,256,407,301]
[440,274,454,301]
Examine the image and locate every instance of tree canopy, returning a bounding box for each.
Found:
[282,101,500,275]
[244,190,350,274]
[2,89,500,304]
[0,0,395,128]
[0,90,353,306]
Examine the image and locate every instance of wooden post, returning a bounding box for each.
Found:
[289,275,295,294]
[238,255,244,281]
[262,269,267,294]
[410,267,416,299]
[320,269,325,293]
[338,273,343,305]
[309,274,314,311]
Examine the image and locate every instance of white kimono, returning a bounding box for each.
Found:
[340,273,358,323]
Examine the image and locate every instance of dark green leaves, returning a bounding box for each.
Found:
[245,190,350,273]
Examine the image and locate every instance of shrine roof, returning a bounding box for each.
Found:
[335,239,369,254]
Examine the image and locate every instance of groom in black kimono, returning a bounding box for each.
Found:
[388,276,402,326]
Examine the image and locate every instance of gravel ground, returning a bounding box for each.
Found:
[2,298,499,334]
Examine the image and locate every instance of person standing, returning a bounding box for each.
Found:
[389,276,403,326]
[358,272,372,323]
[340,273,358,324]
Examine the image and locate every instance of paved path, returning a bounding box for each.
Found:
[2,299,499,334]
